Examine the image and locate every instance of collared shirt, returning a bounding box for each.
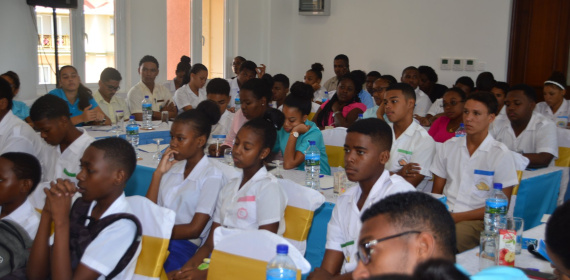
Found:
[126,81,173,114]
[427,98,444,116]
[223,109,247,147]
[173,84,207,113]
[158,155,225,243]
[498,106,506,117]
[1,199,40,240]
[326,170,415,273]
[12,100,30,120]
[93,90,130,124]
[323,76,339,92]
[48,88,99,119]
[414,87,433,117]
[213,166,287,235]
[535,99,570,123]
[227,78,240,108]
[430,134,519,213]
[0,110,45,159]
[208,110,235,144]
[163,79,177,95]
[387,121,436,192]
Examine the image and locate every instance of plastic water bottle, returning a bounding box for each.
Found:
[212,135,226,157]
[126,116,140,158]
[484,183,508,232]
[266,244,296,280]
[141,95,153,129]
[455,123,466,137]
[323,91,328,102]
[235,98,241,111]
[305,140,321,190]
[357,114,364,121]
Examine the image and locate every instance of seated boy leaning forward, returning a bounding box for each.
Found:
[27,138,142,280]
[308,118,416,280]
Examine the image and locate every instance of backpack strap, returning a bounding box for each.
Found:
[69,198,94,271]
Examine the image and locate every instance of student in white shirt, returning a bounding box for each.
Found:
[535,72,570,123]
[173,112,287,279]
[227,60,258,111]
[308,118,416,279]
[146,100,225,273]
[417,76,474,127]
[28,95,95,211]
[28,138,141,280]
[205,78,235,156]
[323,54,350,92]
[163,55,191,95]
[491,81,509,117]
[173,63,208,113]
[401,66,432,117]
[383,83,436,191]
[272,73,290,109]
[0,152,42,240]
[492,84,558,168]
[431,92,519,253]
[127,55,177,121]
[93,67,130,124]
[305,63,326,103]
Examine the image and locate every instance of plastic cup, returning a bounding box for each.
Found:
[505,217,524,254]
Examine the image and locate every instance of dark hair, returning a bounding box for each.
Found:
[466,91,499,115]
[545,71,567,89]
[0,77,13,110]
[401,66,419,76]
[234,56,246,62]
[347,118,392,151]
[316,73,362,127]
[139,55,159,68]
[174,100,221,147]
[1,71,20,90]
[284,82,313,116]
[455,76,475,91]
[387,83,416,101]
[508,84,537,102]
[241,78,272,102]
[444,87,466,101]
[176,55,191,73]
[0,152,42,194]
[418,65,438,83]
[334,54,349,67]
[350,70,366,86]
[492,81,510,95]
[546,201,570,270]
[308,63,324,80]
[187,63,208,85]
[206,78,231,96]
[100,67,122,82]
[380,75,398,85]
[89,138,137,181]
[261,73,274,89]
[413,259,469,280]
[367,71,382,79]
[239,60,257,73]
[476,72,496,91]
[273,74,290,89]
[30,94,71,121]
[361,192,457,260]
[59,65,93,111]
[241,108,284,152]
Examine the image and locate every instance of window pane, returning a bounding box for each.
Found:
[36,7,71,84]
[84,0,115,83]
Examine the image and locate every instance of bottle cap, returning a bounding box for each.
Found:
[212,135,226,139]
[460,123,465,128]
[493,183,502,190]
[309,140,316,145]
[145,95,149,98]
[358,114,363,118]
[130,116,135,120]
[276,244,288,254]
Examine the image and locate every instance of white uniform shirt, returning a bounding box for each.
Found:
[163,79,177,95]
[413,88,433,117]
[29,129,94,210]
[498,106,506,117]
[157,156,225,244]
[173,84,207,113]
[430,134,519,213]
[427,98,444,116]
[535,99,570,123]
[490,112,558,160]
[213,167,287,235]
[126,81,173,114]
[93,90,130,123]
[227,78,240,108]
[1,199,40,240]
[386,121,436,192]
[0,111,45,158]
[208,110,235,144]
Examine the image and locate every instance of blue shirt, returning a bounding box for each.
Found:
[48,88,99,119]
[363,105,391,123]
[275,120,331,175]
[11,100,30,120]
[358,90,375,109]
[456,264,529,280]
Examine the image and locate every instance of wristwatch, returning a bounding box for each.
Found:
[291,131,299,138]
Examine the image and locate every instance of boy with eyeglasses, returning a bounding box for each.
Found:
[93,67,130,124]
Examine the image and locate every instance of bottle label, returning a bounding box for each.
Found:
[305,154,320,166]
[142,104,152,110]
[266,268,296,280]
[126,126,139,135]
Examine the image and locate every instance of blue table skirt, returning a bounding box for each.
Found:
[514,170,562,230]
[96,130,171,145]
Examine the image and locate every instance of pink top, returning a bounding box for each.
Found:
[428,116,456,143]
[223,109,247,147]
[318,100,367,127]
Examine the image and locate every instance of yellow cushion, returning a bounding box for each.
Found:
[208,250,301,280]
[512,170,523,195]
[308,112,315,121]
[555,146,570,167]
[134,235,171,278]
[283,206,314,242]
[325,145,345,168]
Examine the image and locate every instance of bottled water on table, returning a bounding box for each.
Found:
[235,98,241,111]
[126,116,140,158]
[266,244,296,280]
[357,114,364,121]
[142,95,153,129]
[323,91,328,103]
[484,183,508,232]
[305,140,321,190]
[455,123,466,137]
[212,135,226,157]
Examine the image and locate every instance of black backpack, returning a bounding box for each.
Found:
[69,198,142,279]
[0,220,32,279]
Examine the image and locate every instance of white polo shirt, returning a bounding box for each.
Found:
[427,98,444,116]
[157,155,225,244]
[0,110,45,158]
[29,129,94,210]
[1,199,40,240]
[535,99,570,123]
[325,170,415,273]
[208,110,235,144]
[212,166,287,235]
[413,87,433,117]
[127,81,173,114]
[173,84,207,113]
[430,134,519,213]
[490,112,558,160]
[386,121,436,192]
[227,78,240,108]
[93,90,130,123]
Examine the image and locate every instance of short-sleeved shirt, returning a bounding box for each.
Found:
[534,99,570,123]
[318,100,367,127]
[430,134,519,213]
[223,109,248,147]
[427,98,444,116]
[212,166,287,235]
[93,90,130,124]
[413,87,433,117]
[163,79,177,95]
[0,110,45,159]
[428,116,456,143]
[227,78,240,108]
[387,121,436,191]
[12,100,30,120]
[48,88,99,119]
[323,76,339,92]
[157,156,225,244]
[208,110,235,144]
[275,120,331,175]
[1,199,40,240]
[126,81,173,114]
[173,84,207,113]
[326,170,416,273]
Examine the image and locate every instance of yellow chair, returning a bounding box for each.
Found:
[507,152,530,217]
[322,127,347,171]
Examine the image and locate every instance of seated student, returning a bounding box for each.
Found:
[127,55,177,121]
[351,192,528,280]
[365,71,382,97]
[323,54,350,92]
[49,65,110,126]
[305,63,327,103]
[272,73,290,109]
[28,95,95,211]
[545,200,570,280]
[163,55,191,95]
[491,81,509,117]
[418,76,474,127]
[145,100,225,273]
[227,60,258,110]
[0,152,42,240]
[230,56,246,79]
[350,70,375,109]
[1,71,30,122]
[418,66,448,103]
[171,112,288,279]
[363,75,397,121]
[491,84,558,168]
[27,138,141,280]
[276,82,331,175]
[428,88,466,143]
[400,66,432,117]
[0,77,44,157]
[383,83,436,191]
[313,73,367,129]
[535,71,570,123]
[308,119,415,279]
[475,72,496,92]
[174,63,208,112]
[93,67,130,124]
[205,78,235,156]
[431,92,519,253]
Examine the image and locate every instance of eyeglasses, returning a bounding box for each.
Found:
[105,84,120,91]
[441,101,464,108]
[356,231,421,265]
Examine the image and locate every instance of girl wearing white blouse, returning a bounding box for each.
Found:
[173,63,209,113]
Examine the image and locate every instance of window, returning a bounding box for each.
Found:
[35,7,72,84]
